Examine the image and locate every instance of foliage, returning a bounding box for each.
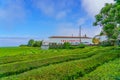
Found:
[93,2,120,44]
[92,38,100,44]
[69,46,78,49]
[0,47,119,80]
[0,49,98,78]
[49,44,64,49]
[19,44,28,47]
[78,43,86,48]
[27,39,42,47]
[63,42,71,49]
[116,40,120,46]
[33,41,42,47]
[1,47,119,80]
[0,47,96,64]
[100,40,113,47]
[114,0,120,4]
[80,59,120,80]
[27,39,34,47]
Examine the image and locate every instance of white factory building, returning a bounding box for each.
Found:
[42,35,93,46]
[41,35,93,49]
[49,36,93,45]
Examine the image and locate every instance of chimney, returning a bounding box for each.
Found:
[85,34,87,37]
[72,34,73,37]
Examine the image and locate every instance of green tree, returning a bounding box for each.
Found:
[33,41,42,47]
[28,39,34,47]
[63,42,71,49]
[93,1,120,45]
[114,0,120,4]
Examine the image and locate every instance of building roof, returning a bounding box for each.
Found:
[49,36,92,39]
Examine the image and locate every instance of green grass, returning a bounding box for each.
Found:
[0,46,119,80]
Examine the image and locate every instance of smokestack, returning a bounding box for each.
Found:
[79,26,81,43]
[72,34,73,37]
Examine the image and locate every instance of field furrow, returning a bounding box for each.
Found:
[78,58,120,80]
[0,49,99,78]
[0,47,97,65]
[1,48,119,80]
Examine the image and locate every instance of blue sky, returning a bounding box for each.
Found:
[0,0,114,46]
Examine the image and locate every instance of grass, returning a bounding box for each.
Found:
[0,46,119,80]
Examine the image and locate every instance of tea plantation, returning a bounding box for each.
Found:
[0,47,119,80]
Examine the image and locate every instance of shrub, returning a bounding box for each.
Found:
[63,42,71,49]
[100,41,112,47]
[2,48,119,80]
[33,41,42,47]
[49,44,64,49]
[19,45,28,47]
[78,43,86,48]
[81,59,120,80]
[27,39,34,47]
[69,46,78,49]
[116,40,120,46]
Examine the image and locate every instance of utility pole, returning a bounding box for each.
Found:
[79,26,81,43]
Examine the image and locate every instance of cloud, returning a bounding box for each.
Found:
[81,0,114,17]
[56,11,67,19]
[0,0,26,25]
[81,26,102,37]
[77,18,86,26]
[56,23,78,36]
[33,0,55,16]
[57,22,101,37]
[32,0,80,19]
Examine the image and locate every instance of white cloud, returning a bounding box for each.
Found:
[0,0,26,24]
[81,26,102,37]
[56,11,67,19]
[32,0,79,19]
[34,0,55,16]
[57,23,102,37]
[56,23,78,36]
[81,0,114,17]
[77,18,86,26]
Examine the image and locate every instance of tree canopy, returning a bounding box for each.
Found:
[93,1,120,42]
[114,0,120,3]
[27,39,42,47]
[28,39,34,47]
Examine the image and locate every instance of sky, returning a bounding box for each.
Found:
[0,0,114,47]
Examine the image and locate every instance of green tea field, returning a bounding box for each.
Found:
[0,47,120,80]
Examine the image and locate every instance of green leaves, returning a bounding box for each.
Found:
[94,2,120,44]
[114,0,120,4]
[81,59,120,80]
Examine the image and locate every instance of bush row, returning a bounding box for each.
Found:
[0,47,97,65]
[80,59,120,80]
[49,42,86,49]
[1,48,120,80]
[0,48,99,78]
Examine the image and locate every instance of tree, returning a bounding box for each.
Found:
[33,41,42,47]
[92,38,100,44]
[63,42,71,49]
[92,35,100,44]
[28,39,34,47]
[93,1,120,45]
[114,0,120,4]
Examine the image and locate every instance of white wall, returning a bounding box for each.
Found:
[49,38,93,45]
